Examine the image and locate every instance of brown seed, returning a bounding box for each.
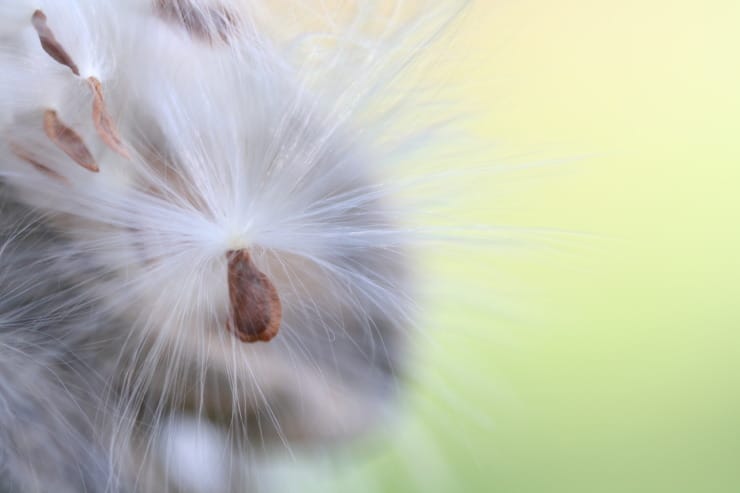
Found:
[7,141,69,184]
[88,77,130,158]
[31,10,80,76]
[154,0,240,44]
[226,250,281,343]
[43,109,99,172]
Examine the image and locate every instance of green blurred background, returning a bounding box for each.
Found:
[277,1,740,491]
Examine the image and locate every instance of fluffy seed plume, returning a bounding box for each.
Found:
[0,1,470,491]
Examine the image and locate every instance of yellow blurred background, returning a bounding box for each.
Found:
[277,1,740,492]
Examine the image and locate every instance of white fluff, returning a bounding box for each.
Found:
[0,1,467,491]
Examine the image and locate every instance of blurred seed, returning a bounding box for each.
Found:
[8,141,69,184]
[31,10,80,76]
[88,77,130,158]
[154,0,239,44]
[43,109,99,173]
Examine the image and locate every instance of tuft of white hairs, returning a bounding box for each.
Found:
[0,1,469,491]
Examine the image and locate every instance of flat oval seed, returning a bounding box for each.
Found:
[226,250,281,343]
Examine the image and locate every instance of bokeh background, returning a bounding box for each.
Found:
[273,1,740,492]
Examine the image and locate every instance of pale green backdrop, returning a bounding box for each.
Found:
[276,2,740,492]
